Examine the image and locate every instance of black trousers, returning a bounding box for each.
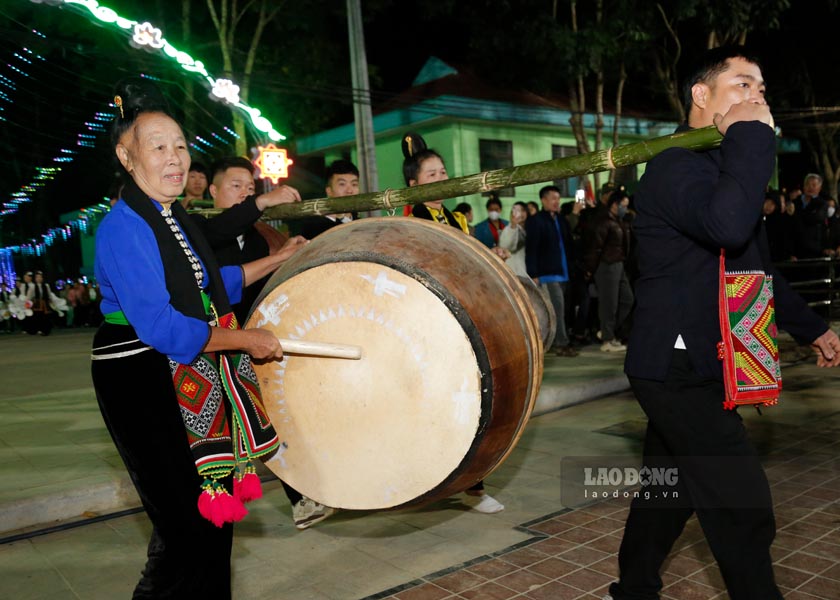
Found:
[92,324,233,599]
[610,350,781,600]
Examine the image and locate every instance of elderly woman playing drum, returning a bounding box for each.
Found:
[91,78,305,598]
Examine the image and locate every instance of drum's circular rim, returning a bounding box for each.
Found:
[251,252,494,508]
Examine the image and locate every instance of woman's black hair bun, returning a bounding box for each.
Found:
[401,132,427,159]
[114,77,170,120]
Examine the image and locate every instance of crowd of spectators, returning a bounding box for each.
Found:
[764,173,840,261]
[456,171,840,357]
[0,273,101,334]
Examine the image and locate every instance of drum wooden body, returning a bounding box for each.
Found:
[517,276,557,351]
[247,218,543,510]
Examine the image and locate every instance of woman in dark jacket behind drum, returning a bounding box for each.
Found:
[582,190,634,353]
[92,78,305,599]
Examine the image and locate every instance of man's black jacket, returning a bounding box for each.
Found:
[625,121,826,382]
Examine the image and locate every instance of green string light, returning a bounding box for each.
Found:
[41,0,286,141]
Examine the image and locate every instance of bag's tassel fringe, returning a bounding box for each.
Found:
[198,478,248,527]
[233,461,263,503]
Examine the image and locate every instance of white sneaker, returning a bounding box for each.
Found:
[600,340,627,352]
[292,497,335,530]
[466,493,505,514]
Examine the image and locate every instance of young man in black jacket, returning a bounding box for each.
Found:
[525,185,579,357]
[607,46,840,600]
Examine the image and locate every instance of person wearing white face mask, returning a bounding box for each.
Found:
[499,201,529,277]
[823,197,840,257]
[474,194,509,249]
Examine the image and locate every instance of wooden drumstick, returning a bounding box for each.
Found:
[278,338,362,360]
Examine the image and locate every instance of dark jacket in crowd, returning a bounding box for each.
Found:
[826,214,840,252]
[763,211,795,262]
[794,194,828,258]
[525,210,574,279]
[582,210,630,274]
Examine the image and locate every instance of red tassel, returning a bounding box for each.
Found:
[234,463,263,503]
[198,480,216,523]
[238,472,263,502]
[198,479,248,527]
[213,484,248,523]
[723,399,736,410]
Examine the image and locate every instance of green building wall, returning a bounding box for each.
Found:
[324,118,645,223]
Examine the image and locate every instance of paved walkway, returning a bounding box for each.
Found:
[1,328,839,599]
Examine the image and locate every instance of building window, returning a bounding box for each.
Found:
[552,145,581,198]
[479,139,515,197]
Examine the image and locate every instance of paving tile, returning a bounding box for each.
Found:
[465,558,520,580]
[578,503,623,518]
[558,545,611,567]
[819,528,840,546]
[796,575,840,599]
[582,533,621,554]
[801,540,840,562]
[394,582,451,600]
[557,567,614,592]
[820,561,840,581]
[778,551,835,575]
[523,579,588,600]
[789,495,835,510]
[686,564,726,591]
[554,511,599,527]
[662,553,708,577]
[494,569,551,593]
[802,511,840,529]
[431,570,487,594]
[660,578,720,599]
[581,517,624,534]
[528,536,579,556]
[502,546,556,568]
[775,530,818,551]
[555,526,604,544]
[528,518,574,535]
[783,591,825,599]
[781,519,835,540]
[588,557,619,578]
[458,581,520,599]
[773,564,817,589]
[680,540,715,564]
[525,557,580,579]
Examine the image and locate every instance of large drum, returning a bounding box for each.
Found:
[246,217,543,510]
[518,276,557,352]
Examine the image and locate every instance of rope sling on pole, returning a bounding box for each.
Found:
[192,125,723,221]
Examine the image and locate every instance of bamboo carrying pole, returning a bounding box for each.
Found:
[193,125,722,221]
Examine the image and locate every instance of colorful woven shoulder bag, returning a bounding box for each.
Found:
[716,250,782,410]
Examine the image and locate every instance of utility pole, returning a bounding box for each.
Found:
[346,0,378,195]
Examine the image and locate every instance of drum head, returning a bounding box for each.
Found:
[249,261,483,509]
